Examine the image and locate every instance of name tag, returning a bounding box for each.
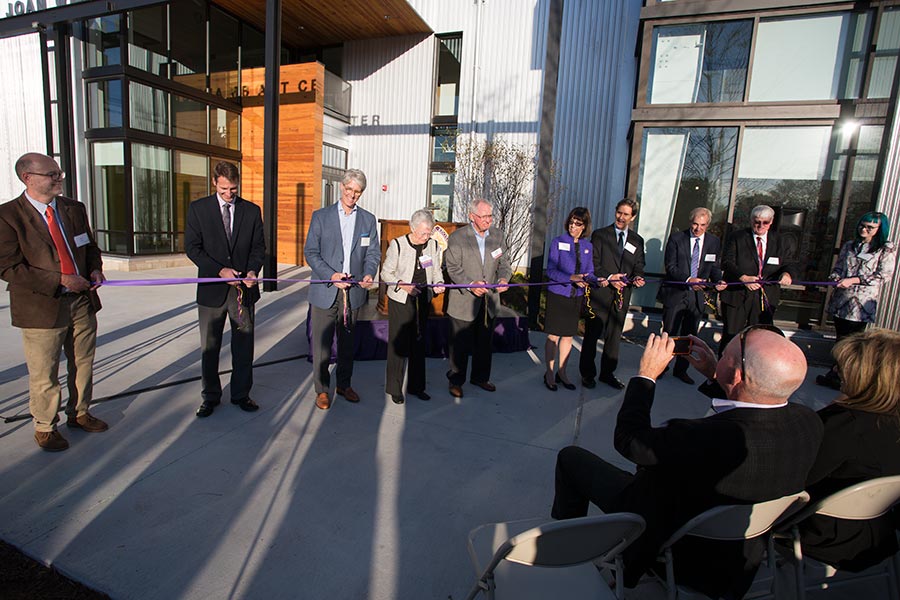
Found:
[558,242,570,251]
[491,247,503,259]
[858,252,873,261]
[360,236,371,247]
[767,256,780,265]
[704,253,716,262]
[419,254,434,269]
[73,233,90,248]
[624,242,637,254]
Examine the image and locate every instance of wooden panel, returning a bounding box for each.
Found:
[240,62,324,265]
[213,0,431,50]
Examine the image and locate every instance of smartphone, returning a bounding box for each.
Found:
[672,337,693,355]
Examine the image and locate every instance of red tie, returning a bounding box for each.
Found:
[756,236,764,278]
[46,205,77,275]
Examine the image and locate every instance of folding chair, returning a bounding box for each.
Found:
[776,475,900,600]
[464,513,646,600]
[654,491,810,600]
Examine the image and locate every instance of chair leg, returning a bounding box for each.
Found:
[665,547,677,600]
[791,526,805,600]
[615,555,625,600]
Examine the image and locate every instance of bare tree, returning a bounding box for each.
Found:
[452,135,562,266]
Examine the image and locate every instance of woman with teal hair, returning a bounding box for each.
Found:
[817,211,895,389]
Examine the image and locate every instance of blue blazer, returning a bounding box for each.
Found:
[304,203,381,309]
[546,233,594,297]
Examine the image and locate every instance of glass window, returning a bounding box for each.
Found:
[839,125,883,242]
[868,7,900,99]
[434,35,462,117]
[241,24,266,71]
[91,141,127,254]
[322,144,347,170]
[432,126,457,162]
[87,79,123,128]
[209,6,239,99]
[129,82,168,135]
[170,0,207,91]
[429,171,455,222]
[173,151,208,250]
[209,107,239,150]
[172,95,207,144]
[84,16,121,68]
[128,6,168,77]
[749,13,866,102]
[648,20,752,104]
[132,143,172,254]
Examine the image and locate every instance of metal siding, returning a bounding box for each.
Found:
[874,98,900,331]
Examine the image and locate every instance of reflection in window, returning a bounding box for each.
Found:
[868,7,900,98]
[209,107,239,150]
[85,16,121,68]
[174,151,208,250]
[430,172,455,222]
[434,35,462,117]
[128,6,167,76]
[132,144,172,253]
[129,82,168,135]
[648,20,751,104]
[432,126,457,162]
[91,141,127,253]
[87,79,123,129]
[172,95,207,144]
[170,0,207,91]
[840,125,883,242]
[209,7,239,99]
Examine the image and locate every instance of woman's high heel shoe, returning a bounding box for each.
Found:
[544,373,558,391]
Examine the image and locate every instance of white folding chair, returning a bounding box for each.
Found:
[654,491,810,600]
[465,513,646,600]
[777,475,900,600]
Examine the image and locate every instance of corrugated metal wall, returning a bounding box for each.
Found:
[875,98,900,332]
[0,34,47,200]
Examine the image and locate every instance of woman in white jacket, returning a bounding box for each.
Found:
[381,210,445,404]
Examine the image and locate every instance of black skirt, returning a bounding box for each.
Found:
[544,291,582,336]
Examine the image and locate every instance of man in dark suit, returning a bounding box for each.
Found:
[658,207,726,384]
[579,198,645,390]
[720,204,799,354]
[185,161,266,418]
[444,198,512,398]
[304,168,380,410]
[553,328,823,597]
[0,152,107,451]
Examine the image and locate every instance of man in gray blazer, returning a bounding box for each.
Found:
[444,198,512,398]
[304,169,380,409]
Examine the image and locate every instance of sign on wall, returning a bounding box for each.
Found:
[4,0,89,19]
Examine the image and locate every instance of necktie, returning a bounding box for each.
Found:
[756,236,764,278]
[45,205,76,275]
[618,231,625,257]
[690,237,700,279]
[222,202,232,243]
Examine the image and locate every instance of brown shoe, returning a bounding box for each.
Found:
[67,413,109,432]
[336,387,360,403]
[315,392,332,410]
[449,384,464,398]
[471,380,497,392]
[34,430,69,452]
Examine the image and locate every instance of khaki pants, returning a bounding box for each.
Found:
[21,294,98,432]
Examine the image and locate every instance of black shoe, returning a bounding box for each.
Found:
[231,397,259,412]
[582,377,596,389]
[673,371,695,385]
[196,400,220,418]
[390,394,405,405]
[410,390,431,401]
[598,373,625,390]
[544,374,558,392]
[555,373,576,390]
[815,372,842,390]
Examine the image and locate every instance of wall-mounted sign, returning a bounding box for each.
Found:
[4,0,88,19]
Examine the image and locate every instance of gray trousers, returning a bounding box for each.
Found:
[198,286,255,403]
[311,292,359,393]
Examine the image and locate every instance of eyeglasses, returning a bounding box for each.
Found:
[739,324,785,377]
[27,170,65,181]
[859,223,878,232]
[568,221,584,228]
[472,213,493,220]
[752,220,772,226]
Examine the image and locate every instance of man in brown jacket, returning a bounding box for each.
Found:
[0,153,107,451]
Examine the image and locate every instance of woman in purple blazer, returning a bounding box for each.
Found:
[543,207,595,391]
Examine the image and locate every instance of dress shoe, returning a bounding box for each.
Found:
[66,412,109,432]
[390,394,405,405]
[471,380,496,392]
[315,392,331,410]
[673,371,695,385]
[231,397,259,412]
[449,384,464,398]
[555,372,577,390]
[410,390,431,401]
[544,373,558,392]
[196,400,220,418]
[336,386,361,403]
[598,373,626,390]
[581,376,596,389]
[34,430,69,452]
[815,370,842,390]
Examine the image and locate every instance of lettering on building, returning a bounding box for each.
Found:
[350,115,382,126]
[5,0,86,18]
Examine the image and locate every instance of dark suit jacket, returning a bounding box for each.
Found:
[0,194,102,328]
[588,224,645,312]
[721,229,798,309]
[611,377,823,594]
[798,404,900,570]
[658,230,722,309]
[185,195,266,308]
